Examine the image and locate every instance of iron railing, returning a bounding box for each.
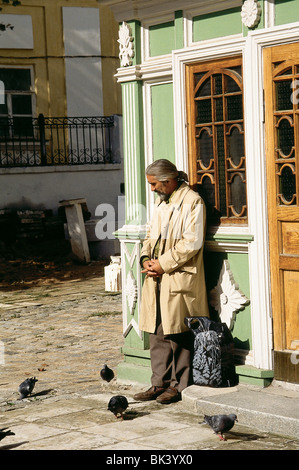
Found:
[0,114,116,167]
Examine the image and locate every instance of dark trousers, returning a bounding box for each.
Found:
[149,281,194,393]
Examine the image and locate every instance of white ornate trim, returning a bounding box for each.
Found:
[118,21,135,67]
[121,240,143,338]
[241,0,262,29]
[125,270,138,315]
[209,260,249,330]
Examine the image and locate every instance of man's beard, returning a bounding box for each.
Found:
[156,191,170,202]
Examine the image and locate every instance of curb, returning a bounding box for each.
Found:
[182,384,299,439]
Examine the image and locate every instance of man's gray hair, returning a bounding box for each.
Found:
[146,159,188,182]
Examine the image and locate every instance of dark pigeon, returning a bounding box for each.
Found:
[108,395,128,419]
[100,364,114,383]
[202,413,238,440]
[18,377,38,399]
[0,428,15,442]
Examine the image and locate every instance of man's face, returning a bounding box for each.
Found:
[146,175,173,201]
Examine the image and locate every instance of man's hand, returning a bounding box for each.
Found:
[142,259,165,277]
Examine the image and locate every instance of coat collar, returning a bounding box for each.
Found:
[155,181,191,208]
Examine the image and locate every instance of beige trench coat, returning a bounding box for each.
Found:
[139,182,209,335]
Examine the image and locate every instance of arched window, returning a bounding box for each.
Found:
[186,57,247,225]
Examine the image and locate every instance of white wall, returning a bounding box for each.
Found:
[0,164,123,219]
[0,14,33,49]
[63,7,103,117]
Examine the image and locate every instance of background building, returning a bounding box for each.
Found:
[0,0,124,257]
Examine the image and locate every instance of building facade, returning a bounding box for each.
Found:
[100,0,299,386]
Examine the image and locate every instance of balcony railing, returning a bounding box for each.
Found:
[0,114,116,167]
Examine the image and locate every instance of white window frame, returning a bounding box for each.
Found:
[0,65,35,139]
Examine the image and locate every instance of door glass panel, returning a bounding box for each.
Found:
[213,74,222,94]
[196,99,212,124]
[197,128,213,168]
[280,165,296,204]
[215,98,223,122]
[226,94,243,121]
[225,75,240,93]
[196,76,211,97]
[277,118,294,157]
[275,80,293,111]
[230,173,246,215]
[199,175,215,207]
[228,126,244,166]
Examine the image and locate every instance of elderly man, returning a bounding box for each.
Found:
[133,159,209,405]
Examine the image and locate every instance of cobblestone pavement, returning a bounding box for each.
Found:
[0,258,299,451]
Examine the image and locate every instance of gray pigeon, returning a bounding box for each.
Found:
[202,414,238,440]
[100,364,114,383]
[0,428,15,442]
[108,395,128,419]
[18,376,38,399]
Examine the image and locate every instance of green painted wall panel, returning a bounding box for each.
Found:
[204,250,252,352]
[193,7,242,41]
[149,21,175,56]
[151,83,175,162]
[174,10,184,50]
[275,0,299,25]
[227,252,252,351]
[121,81,146,224]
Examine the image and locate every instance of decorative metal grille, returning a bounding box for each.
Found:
[0,114,116,167]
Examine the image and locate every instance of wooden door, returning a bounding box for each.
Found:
[264,43,299,383]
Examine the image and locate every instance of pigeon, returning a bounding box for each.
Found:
[100,364,114,383]
[202,413,238,440]
[0,428,15,442]
[108,395,128,419]
[18,376,38,399]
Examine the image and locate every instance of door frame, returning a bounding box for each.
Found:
[263,41,299,383]
[172,21,299,371]
[243,23,299,373]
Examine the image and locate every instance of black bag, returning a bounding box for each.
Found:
[184,316,237,387]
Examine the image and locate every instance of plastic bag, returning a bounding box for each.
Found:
[185,316,237,387]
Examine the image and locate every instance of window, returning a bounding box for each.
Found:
[0,67,34,139]
[186,57,247,225]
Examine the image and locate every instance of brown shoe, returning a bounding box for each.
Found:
[156,386,181,404]
[133,386,165,401]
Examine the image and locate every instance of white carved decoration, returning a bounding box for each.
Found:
[241,0,262,28]
[104,256,121,292]
[209,260,249,330]
[126,270,138,315]
[118,21,135,67]
[121,241,142,338]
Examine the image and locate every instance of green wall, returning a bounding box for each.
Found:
[151,83,175,162]
[193,7,242,41]
[149,21,175,56]
[139,2,299,59]
[275,0,299,25]
[204,250,252,353]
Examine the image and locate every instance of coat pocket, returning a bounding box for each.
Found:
[169,270,196,294]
